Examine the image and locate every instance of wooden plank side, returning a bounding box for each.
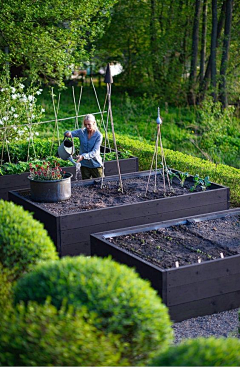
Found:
[0,172,29,189]
[167,271,240,306]
[167,255,240,287]
[104,158,138,176]
[60,189,229,230]
[60,202,229,246]
[61,241,90,257]
[91,235,164,298]
[169,290,240,322]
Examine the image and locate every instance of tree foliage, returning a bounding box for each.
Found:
[0,0,117,85]
[97,0,240,105]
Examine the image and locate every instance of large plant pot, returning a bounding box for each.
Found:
[28,172,73,202]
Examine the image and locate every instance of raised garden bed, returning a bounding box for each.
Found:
[0,147,138,200]
[9,170,229,257]
[91,208,240,322]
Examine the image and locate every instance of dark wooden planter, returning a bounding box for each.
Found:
[90,208,240,322]
[9,170,229,258]
[0,149,138,201]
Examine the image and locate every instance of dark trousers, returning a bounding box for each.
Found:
[81,166,103,180]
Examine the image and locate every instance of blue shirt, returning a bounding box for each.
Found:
[69,128,103,168]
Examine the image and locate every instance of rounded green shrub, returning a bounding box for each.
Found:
[0,301,126,366]
[0,200,58,279]
[150,337,240,366]
[14,256,173,364]
[0,263,13,313]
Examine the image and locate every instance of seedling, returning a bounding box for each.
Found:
[165,167,178,184]
[176,171,189,187]
[190,174,201,192]
[200,176,211,191]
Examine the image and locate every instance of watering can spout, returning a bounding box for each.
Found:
[68,155,77,166]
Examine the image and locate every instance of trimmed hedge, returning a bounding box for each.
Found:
[150,337,240,366]
[113,133,240,207]
[14,256,173,365]
[0,200,58,279]
[0,301,126,366]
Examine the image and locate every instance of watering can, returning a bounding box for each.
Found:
[58,137,75,161]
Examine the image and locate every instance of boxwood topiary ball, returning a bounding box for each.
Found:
[150,337,240,366]
[0,200,58,279]
[14,255,173,365]
[0,301,125,366]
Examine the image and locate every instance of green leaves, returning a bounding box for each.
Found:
[0,200,58,279]
[0,0,117,85]
[14,256,173,364]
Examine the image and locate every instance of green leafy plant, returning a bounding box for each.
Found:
[150,337,240,366]
[200,176,211,191]
[0,300,126,366]
[190,174,211,192]
[28,161,64,181]
[0,200,58,279]
[14,256,173,365]
[175,171,189,187]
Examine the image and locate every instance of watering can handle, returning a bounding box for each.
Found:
[64,136,75,155]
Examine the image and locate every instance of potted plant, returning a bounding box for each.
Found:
[28,161,72,202]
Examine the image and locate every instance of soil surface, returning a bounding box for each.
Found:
[108,214,240,269]
[27,174,203,215]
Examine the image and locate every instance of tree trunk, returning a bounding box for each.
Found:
[188,0,201,105]
[210,0,218,102]
[199,0,226,100]
[200,0,208,82]
[150,0,162,85]
[219,0,233,108]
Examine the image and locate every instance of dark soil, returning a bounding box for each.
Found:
[108,215,240,269]
[29,175,202,215]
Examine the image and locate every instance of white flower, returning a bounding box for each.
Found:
[0,120,3,125]
[19,83,25,89]
[36,90,42,95]
[2,116,9,121]
[15,137,19,141]
[11,87,16,93]
[41,108,45,112]
[13,126,17,131]
[32,114,35,119]
[13,114,18,118]
[1,88,5,92]
[28,95,35,102]
[11,94,17,100]
[35,132,39,136]
[18,130,24,136]
[20,94,27,102]
[11,107,15,112]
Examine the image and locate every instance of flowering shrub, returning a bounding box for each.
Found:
[0,75,44,144]
[29,161,65,181]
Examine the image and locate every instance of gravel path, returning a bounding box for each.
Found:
[173,308,239,344]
